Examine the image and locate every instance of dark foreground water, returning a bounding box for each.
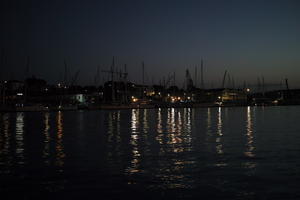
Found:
[1,106,300,199]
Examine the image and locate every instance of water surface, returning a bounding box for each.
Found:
[1,106,300,199]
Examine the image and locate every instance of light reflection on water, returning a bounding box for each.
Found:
[152,108,195,189]
[126,109,141,175]
[216,107,224,156]
[1,107,300,199]
[142,109,149,134]
[243,106,257,171]
[207,108,212,136]
[55,111,65,167]
[43,112,50,164]
[245,106,255,158]
[0,113,11,167]
[15,112,25,164]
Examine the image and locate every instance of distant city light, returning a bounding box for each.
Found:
[131,96,138,102]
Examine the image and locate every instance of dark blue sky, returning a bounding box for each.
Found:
[1,0,300,88]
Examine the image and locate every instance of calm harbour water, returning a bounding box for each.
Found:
[0,106,300,199]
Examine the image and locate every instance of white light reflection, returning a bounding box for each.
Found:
[16,112,25,164]
[216,107,223,155]
[126,109,141,174]
[245,106,255,158]
[243,106,257,171]
[166,108,185,153]
[155,108,164,155]
[185,108,192,148]
[186,108,191,133]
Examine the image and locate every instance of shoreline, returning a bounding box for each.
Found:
[0,103,299,113]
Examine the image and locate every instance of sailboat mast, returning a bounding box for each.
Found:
[201,59,204,89]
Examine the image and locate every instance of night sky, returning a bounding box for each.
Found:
[1,0,300,88]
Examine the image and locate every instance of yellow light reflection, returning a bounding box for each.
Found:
[142,109,149,134]
[43,112,50,164]
[207,108,212,136]
[157,108,163,134]
[130,109,139,137]
[154,108,194,189]
[167,108,176,135]
[55,111,65,167]
[166,108,185,153]
[1,113,11,164]
[176,110,182,136]
[116,111,121,143]
[107,111,115,143]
